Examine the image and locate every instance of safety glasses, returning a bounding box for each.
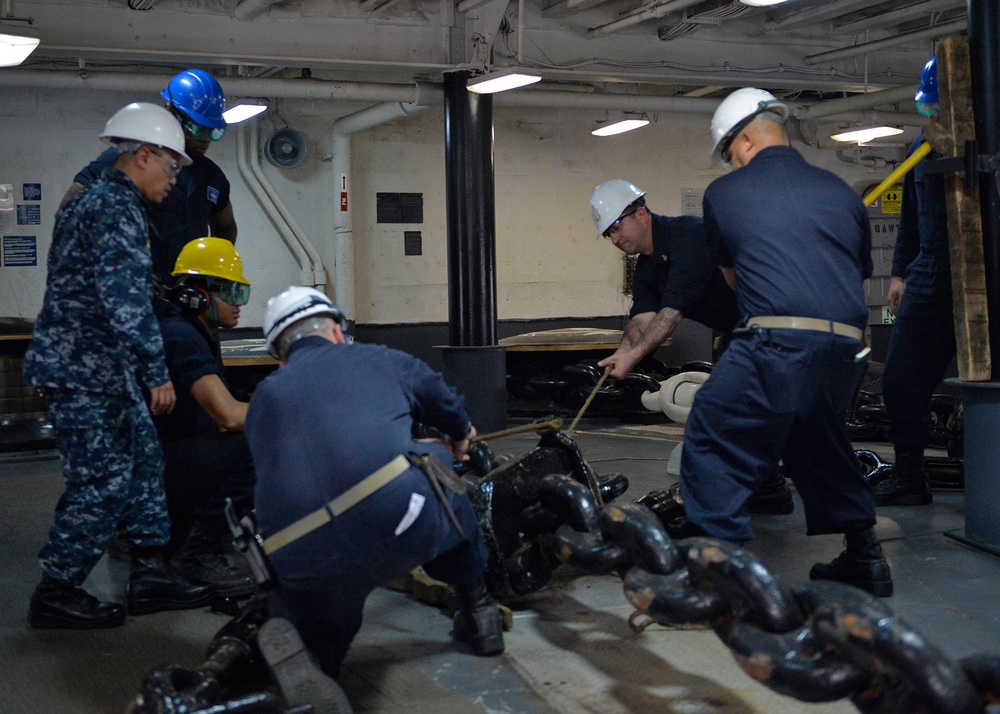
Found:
[603,206,640,239]
[148,148,182,179]
[179,112,227,142]
[207,279,251,306]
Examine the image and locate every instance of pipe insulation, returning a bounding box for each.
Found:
[0,69,922,120]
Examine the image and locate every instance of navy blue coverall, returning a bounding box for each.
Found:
[154,303,255,547]
[246,336,488,678]
[75,148,231,283]
[882,137,955,453]
[681,145,875,542]
[630,213,739,333]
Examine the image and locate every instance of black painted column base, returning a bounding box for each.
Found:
[440,345,507,434]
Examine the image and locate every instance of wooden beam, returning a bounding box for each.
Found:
[936,36,992,380]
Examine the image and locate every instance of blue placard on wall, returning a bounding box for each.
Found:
[16,205,40,225]
[23,184,41,201]
[3,235,38,266]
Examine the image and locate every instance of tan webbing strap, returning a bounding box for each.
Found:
[262,454,411,555]
[747,315,863,341]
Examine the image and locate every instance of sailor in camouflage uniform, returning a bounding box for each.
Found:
[24,102,214,629]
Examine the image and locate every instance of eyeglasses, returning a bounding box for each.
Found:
[148,148,182,179]
[603,206,640,239]
[207,278,251,306]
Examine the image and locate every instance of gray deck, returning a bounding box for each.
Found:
[2,421,997,713]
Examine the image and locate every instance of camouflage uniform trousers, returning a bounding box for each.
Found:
[39,389,171,585]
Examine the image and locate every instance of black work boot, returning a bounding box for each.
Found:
[873,447,932,506]
[171,522,257,598]
[746,471,795,515]
[809,527,893,597]
[258,617,353,714]
[125,549,215,615]
[28,573,126,629]
[453,580,505,656]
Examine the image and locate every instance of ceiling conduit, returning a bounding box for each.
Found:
[234,0,283,21]
[804,18,967,65]
[236,120,325,288]
[765,0,876,31]
[795,83,919,120]
[586,0,705,36]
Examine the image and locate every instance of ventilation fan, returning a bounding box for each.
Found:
[263,128,307,169]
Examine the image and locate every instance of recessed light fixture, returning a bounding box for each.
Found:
[223,103,268,124]
[591,114,650,137]
[467,67,542,95]
[739,0,794,6]
[830,126,904,144]
[0,19,39,67]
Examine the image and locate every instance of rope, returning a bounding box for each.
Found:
[472,417,564,443]
[568,367,612,433]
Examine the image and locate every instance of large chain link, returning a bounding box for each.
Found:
[535,473,1000,713]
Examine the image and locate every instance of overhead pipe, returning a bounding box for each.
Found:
[329,98,434,322]
[234,0,282,21]
[795,84,919,120]
[542,0,615,17]
[0,69,423,103]
[804,19,967,65]
[765,0,879,31]
[0,68,924,112]
[358,0,398,10]
[248,118,326,288]
[835,0,966,36]
[586,0,704,36]
[235,122,316,286]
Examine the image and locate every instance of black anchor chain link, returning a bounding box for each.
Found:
[534,472,1000,714]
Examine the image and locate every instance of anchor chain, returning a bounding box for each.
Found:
[535,473,1000,713]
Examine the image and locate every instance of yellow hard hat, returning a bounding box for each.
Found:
[172,237,250,285]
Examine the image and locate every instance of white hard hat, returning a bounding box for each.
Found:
[589,180,646,237]
[263,285,343,358]
[709,88,789,168]
[100,102,193,166]
[640,371,710,424]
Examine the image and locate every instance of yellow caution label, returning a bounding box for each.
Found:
[880,185,903,214]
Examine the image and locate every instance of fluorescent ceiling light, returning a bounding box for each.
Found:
[830,126,904,143]
[739,0,793,5]
[0,22,39,68]
[591,115,650,137]
[223,103,268,124]
[467,68,542,95]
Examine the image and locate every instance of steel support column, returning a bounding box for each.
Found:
[968,0,1000,377]
[948,0,1000,556]
[440,71,505,432]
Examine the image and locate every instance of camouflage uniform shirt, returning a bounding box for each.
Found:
[24,168,169,401]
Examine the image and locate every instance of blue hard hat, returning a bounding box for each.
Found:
[915,56,938,104]
[161,69,227,131]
